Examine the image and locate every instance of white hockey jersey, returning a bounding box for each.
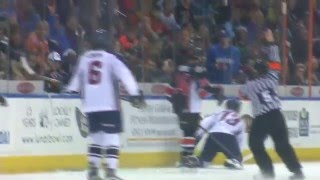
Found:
[67,50,139,113]
[196,110,245,150]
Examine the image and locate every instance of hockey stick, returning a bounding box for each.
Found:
[75,107,89,138]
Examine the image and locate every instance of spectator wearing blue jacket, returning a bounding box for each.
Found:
[206,30,240,84]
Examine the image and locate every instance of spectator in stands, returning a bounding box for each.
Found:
[290,19,308,64]
[0,22,39,80]
[77,0,100,33]
[234,26,250,66]
[235,0,264,45]
[46,6,71,54]
[119,26,141,66]
[0,0,16,23]
[16,1,41,38]
[62,49,77,78]
[155,0,180,31]
[139,15,160,42]
[0,26,8,79]
[174,26,198,67]
[44,51,68,93]
[119,26,139,51]
[56,0,76,27]
[289,63,308,85]
[4,23,28,80]
[65,16,85,53]
[310,58,320,86]
[206,30,240,84]
[25,20,50,75]
[158,59,175,83]
[175,0,195,27]
[288,60,320,86]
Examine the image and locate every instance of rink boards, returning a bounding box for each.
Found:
[0,94,320,173]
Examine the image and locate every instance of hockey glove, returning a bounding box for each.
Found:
[130,90,146,109]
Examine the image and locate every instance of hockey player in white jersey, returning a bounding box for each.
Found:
[67,29,145,180]
[186,99,245,169]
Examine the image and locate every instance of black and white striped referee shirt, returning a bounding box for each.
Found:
[242,71,281,117]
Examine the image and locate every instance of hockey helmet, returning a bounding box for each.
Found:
[86,29,113,51]
[226,98,242,112]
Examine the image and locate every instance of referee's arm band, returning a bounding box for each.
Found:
[268,61,281,71]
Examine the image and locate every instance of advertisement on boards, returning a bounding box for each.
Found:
[121,100,181,152]
[12,98,86,156]
[0,103,12,155]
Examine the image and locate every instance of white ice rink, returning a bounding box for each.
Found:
[0,162,319,180]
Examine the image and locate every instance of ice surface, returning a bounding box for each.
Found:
[0,162,319,180]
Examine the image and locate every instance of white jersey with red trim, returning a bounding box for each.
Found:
[67,50,139,113]
[197,110,245,149]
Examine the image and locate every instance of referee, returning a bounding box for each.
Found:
[241,60,304,180]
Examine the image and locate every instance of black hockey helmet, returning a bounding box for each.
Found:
[86,29,113,51]
[226,98,242,112]
[254,59,269,75]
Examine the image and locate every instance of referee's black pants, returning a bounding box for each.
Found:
[249,109,302,177]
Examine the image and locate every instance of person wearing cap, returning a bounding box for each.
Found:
[206,30,241,84]
[44,51,69,93]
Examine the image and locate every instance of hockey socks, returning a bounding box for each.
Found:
[181,137,196,157]
[88,144,103,167]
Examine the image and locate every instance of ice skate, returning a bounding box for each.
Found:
[289,171,305,180]
[87,163,103,180]
[253,173,275,180]
[106,168,124,180]
[181,155,201,168]
[224,159,243,170]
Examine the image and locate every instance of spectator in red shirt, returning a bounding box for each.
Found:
[25,20,50,75]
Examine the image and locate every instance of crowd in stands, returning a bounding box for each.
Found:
[0,0,319,92]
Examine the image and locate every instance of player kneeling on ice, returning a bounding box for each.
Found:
[186,99,245,169]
